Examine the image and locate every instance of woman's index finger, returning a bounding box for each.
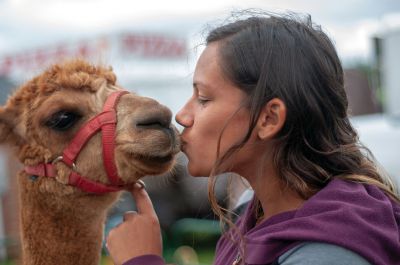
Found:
[130,185,158,218]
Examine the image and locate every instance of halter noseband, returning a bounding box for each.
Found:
[25,90,137,194]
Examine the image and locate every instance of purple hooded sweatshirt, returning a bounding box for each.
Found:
[123,178,400,265]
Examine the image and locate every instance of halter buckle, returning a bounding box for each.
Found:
[52,156,78,172]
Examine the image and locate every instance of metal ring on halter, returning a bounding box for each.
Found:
[52,156,78,172]
[135,179,146,189]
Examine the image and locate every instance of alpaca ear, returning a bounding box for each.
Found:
[0,105,24,145]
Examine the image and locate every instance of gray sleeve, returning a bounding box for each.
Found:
[277,242,371,265]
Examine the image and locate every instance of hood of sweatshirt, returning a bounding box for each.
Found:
[215,178,400,265]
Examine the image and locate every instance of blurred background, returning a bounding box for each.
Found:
[0,0,399,264]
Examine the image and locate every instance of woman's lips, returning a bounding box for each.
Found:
[180,141,187,152]
[180,137,187,152]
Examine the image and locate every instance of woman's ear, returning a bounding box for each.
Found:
[256,98,286,140]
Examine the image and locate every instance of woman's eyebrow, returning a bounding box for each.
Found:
[193,81,213,92]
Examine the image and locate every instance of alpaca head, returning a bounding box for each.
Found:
[0,59,180,195]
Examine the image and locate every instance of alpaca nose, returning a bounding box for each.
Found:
[135,111,172,131]
[136,116,170,130]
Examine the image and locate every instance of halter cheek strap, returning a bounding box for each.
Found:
[24,90,131,194]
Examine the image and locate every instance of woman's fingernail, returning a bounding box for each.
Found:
[134,180,146,189]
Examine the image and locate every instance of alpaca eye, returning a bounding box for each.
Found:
[45,111,81,131]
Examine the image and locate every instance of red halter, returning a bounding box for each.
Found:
[25,90,130,194]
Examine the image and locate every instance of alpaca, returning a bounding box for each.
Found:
[0,59,180,265]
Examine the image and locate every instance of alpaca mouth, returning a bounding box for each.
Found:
[143,154,173,164]
[131,153,174,164]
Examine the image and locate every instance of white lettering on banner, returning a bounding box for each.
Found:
[120,34,186,57]
[0,38,110,76]
[0,33,187,77]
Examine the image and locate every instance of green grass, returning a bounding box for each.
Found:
[0,260,15,265]
[196,249,216,265]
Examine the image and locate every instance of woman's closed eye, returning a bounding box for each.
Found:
[197,96,211,106]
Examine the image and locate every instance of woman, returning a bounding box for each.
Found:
[106,12,400,265]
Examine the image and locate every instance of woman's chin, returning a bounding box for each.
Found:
[187,165,211,178]
[188,170,204,177]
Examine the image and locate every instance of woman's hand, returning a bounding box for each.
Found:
[106,183,162,265]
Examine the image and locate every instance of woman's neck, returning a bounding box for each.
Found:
[243,164,305,221]
[257,182,304,221]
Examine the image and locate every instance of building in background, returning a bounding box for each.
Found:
[0,77,20,260]
[351,27,400,186]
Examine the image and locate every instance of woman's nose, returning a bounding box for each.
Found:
[175,105,193,128]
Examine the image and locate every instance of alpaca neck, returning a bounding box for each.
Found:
[18,172,118,265]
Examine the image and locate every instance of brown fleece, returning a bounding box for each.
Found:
[0,59,179,265]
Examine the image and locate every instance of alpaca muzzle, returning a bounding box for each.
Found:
[24,90,142,194]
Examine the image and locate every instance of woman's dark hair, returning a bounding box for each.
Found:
[205,11,399,231]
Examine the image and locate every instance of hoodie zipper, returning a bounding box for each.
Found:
[232,253,242,265]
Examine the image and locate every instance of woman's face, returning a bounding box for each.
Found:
[176,42,255,177]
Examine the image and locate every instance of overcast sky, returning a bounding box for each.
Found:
[1,0,400,65]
